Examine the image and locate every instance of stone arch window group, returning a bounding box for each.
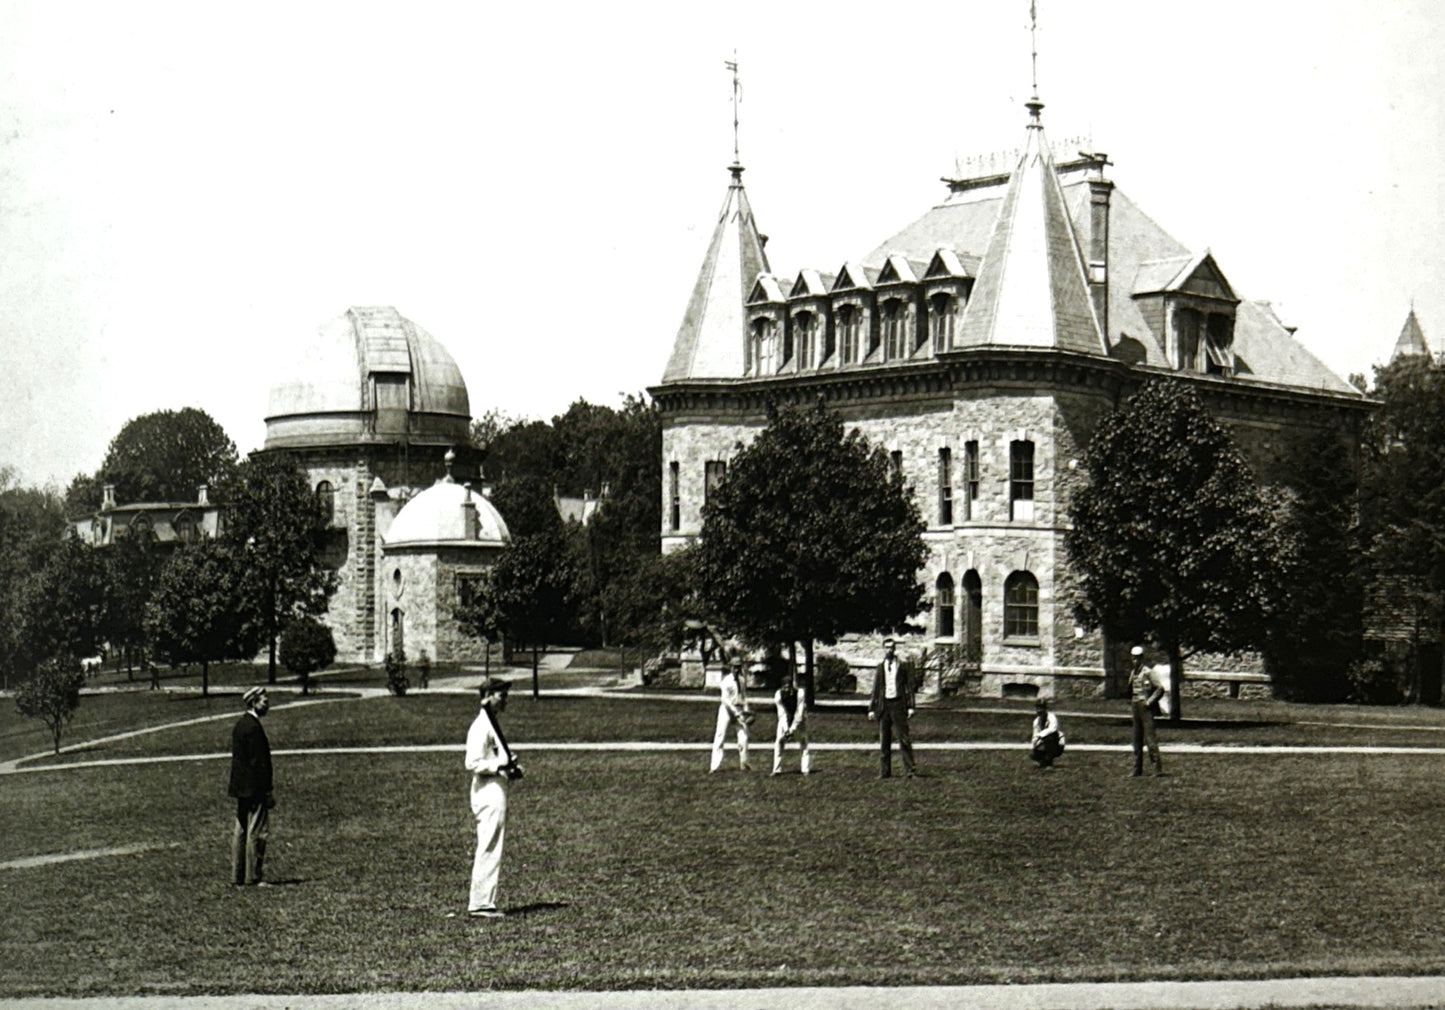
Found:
[935,569,1038,645]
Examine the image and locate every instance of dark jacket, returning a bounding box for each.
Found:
[869,657,914,713]
[228,712,272,800]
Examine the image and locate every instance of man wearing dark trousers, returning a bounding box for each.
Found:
[228,686,274,886]
[868,638,915,778]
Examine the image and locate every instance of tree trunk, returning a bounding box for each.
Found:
[202,660,209,698]
[1168,643,1183,723]
[802,639,815,709]
[531,644,540,700]
[267,633,278,685]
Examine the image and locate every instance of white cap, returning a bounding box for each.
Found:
[1130,645,1145,657]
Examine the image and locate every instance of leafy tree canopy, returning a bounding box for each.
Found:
[98,407,239,505]
[145,537,260,696]
[1066,380,1279,714]
[15,656,85,754]
[695,400,927,651]
[219,453,336,683]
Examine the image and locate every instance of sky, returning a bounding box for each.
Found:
[2,0,1442,492]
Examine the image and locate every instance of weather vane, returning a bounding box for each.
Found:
[725,52,741,164]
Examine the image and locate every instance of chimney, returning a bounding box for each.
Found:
[461,494,480,539]
[196,484,209,505]
[102,484,116,511]
[1084,153,1114,341]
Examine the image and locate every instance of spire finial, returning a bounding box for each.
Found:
[1026,0,1045,125]
[726,52,744,177]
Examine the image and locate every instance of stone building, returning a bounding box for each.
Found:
[651,96,1373,699]
[262,306,508,664]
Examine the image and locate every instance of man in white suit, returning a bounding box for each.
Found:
[465,676,522,919]
[710,656,752,772]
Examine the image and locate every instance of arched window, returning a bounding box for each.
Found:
[173,512,197,544]
[780,319,794,366]
[749,318,772,376]
[936,572,956,638]
[390,607,405,658]
[130,514,154,541]
[882,299,907,360]
[1004,571,1039,640]
[838,304,859,364]
[930,293,955,352]
[316,481,335,526]
[962,570,983,662]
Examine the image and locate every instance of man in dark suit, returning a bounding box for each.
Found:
[867,638,915,778]
[228,686,274,886]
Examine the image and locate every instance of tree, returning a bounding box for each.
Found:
[25,534,109,665]
[1360,354,1445,702]
[220,454,337,684]
[1263,427,1363,702]
[98,407,238,504]
[492,527,591,698]
[280,617,337,695]
[146,538,259,696]
[0,472,66,688]
[694,400,928,704]
[1066,380,1279,720]
[455,572,507,675]
[100,525,162,677]
[14,656,85,754]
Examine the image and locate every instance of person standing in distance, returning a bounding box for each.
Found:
[1129,645,1165,777]
[772,673,810,776]
[466,676,522,919]
[710,656,752,773]
[228,686,274,886]
[868,638,915,778]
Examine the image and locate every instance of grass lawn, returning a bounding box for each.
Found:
[4,738,1445,997]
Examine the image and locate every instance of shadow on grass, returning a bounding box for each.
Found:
[503,900,570,918]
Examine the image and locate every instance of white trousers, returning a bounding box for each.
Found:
[773,721,810,774]
[710,705,749,771]
[469,776,508,912]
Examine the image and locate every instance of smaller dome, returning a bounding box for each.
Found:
[384,481,510,548]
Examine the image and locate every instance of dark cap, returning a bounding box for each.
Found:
[477,676,511,698]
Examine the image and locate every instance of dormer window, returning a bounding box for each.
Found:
[749,317,775,376]
[1205,312,1234,375]
[1175,308,1201,370]
[838,304,860,364]
[794,312,817,369]
[882,299,907,361]
[930,293,956,352]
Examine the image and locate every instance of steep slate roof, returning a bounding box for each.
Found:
[863,139,1358,394]
[661,164,772,382]
[952,106,1106,355]
[1392,309,1431,360]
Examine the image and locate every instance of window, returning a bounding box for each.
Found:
[1010,440,1034,521]
[1175,308,1201,371]
[930,293,955,352]
[668,462,680,531]
[883,299,906,360]
[456,574,485,610]
[1004,571,1039,639]
[749,318,773,376]
[316,480,335,526]
[838,304,859,364]
[938,448,953,525]
[963,440,980,519]
[936,573,956,638]
[866,308,881,359]
[704,460,727,506]
[822,314,836,363]
[173,512,197,544]
[1205,313,1233,375]
[795,312,816,369]
[781,320,794,366]
[962,570,983,662]
[889,450,903,480]
[390,607,405,657]
[130,514,154,540]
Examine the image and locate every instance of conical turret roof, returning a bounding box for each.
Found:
[1391,308,1430,360]
[955,102,1106,356]
[661,164,771,382]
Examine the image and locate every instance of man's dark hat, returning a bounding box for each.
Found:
[477,676,511,697]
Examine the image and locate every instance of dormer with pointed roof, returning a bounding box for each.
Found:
[1131,249,1241,375]
[954,100,1107,357]
[662,163,771,382]
[1392,308,1431,360]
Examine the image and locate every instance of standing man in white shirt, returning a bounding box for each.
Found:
[710,656,752,772]
[868,638,915,778]
[465,676,522,919]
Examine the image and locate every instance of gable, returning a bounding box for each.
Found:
[1178,255,1238,302]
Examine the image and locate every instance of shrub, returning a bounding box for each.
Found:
[814,654,857,695]
[15,656,85,754]
[279,617,336,696]
[385,647,409,697]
